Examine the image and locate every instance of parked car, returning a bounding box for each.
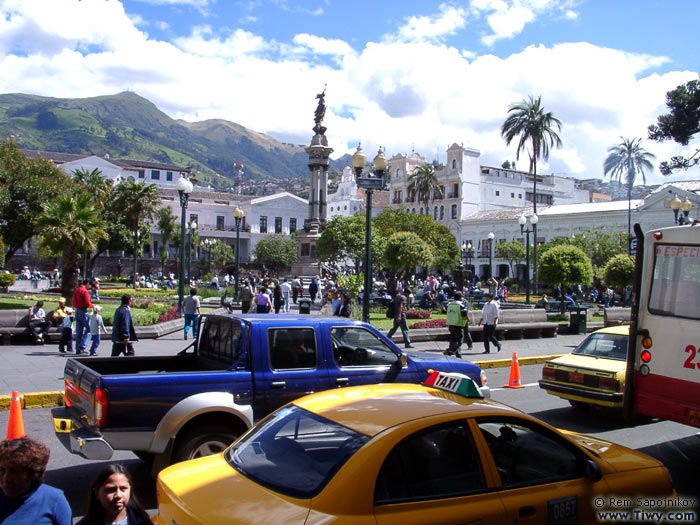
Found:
[52,314,489,474]
[154,371,674,525]
[539,325,629,409]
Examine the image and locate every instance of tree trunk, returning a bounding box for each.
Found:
[62,243,79,307]
[133,231,138,290]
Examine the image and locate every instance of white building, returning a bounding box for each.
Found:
[327,166,365,218]
[459,184,700,282]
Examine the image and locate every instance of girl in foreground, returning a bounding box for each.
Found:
[78,465,151,525]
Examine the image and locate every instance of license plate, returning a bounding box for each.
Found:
[569,372,584,384]
[687,408,700,426]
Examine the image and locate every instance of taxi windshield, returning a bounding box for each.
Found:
[226,405,369,499]
[572,332,628,360]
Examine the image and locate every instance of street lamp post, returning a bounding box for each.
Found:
[518,213,538,304]
[460,241,474,285]
[176,176,194,315]
[488,232,495,280]
[352,144,388,323]
[233,206,244,302]
[202,238,215,274]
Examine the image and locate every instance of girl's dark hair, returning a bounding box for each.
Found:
[80,464,150,525]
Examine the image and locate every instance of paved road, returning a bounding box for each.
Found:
[0,325,586,397]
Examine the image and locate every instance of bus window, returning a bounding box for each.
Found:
[648,244,700,320]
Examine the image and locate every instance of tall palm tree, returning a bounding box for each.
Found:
[114,181,161,289]
[36,193,106,305]
[408,164,443,214]
[604,137,656,247]
[157,207,176,275]
[501,95,562,291]
[73,168,113,278]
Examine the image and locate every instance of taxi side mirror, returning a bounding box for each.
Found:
[585,459,602,482]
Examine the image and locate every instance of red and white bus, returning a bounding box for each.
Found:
[624,221,700,427]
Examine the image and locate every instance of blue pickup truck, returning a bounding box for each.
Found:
[52,314,488,472]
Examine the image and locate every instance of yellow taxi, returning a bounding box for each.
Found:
[154,371,673,525]
[539,326,628,409]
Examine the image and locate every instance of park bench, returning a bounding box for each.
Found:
[0,309,62,345]
[603,307,631,327]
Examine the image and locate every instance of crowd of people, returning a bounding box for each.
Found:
[0,436,149,524]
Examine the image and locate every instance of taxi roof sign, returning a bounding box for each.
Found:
[424,370,483,398]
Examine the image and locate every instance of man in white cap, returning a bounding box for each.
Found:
[478,292,502,354]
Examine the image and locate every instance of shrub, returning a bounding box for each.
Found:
[406,309,431,319]
[410,318,447,329]
[0,273,17,287]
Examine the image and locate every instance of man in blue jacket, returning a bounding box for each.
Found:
[111,294,137,356]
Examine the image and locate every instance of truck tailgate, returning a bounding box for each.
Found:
[63,357,102,424]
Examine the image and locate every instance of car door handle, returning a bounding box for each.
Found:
[519,506,536,518]
[336,377,349,386]
[271,381,286,388]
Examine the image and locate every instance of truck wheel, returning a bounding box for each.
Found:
[174,425,239,463]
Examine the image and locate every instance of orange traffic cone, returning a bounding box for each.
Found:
[6,391,26,439]
[504,352,524,389]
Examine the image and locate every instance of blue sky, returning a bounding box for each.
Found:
[1,0,699,184]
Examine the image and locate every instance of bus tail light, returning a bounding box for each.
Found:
[94,388,108,427]
[640,350,652,363]
[653,231,663,240]
[642,336,653,349]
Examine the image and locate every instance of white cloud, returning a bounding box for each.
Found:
[0,0,697,186]
[391,3,469,43]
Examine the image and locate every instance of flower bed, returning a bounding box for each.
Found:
[410,318,446,329]
[405,309,431,319]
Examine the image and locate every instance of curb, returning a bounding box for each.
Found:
[1,354,565,411]
[0,391,64,410]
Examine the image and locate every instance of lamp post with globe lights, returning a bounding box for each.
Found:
[233,206,245,302]
[488,232,495,280]
[176,176,194,314]
[670,194,694,226]
[186,220,197,285]
[518,213,538,304]
[352,144,388,322]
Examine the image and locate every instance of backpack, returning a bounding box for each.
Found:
[386,300,396,319]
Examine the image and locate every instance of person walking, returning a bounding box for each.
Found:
[308,277,319,304]
[291,277,301,304]
[27,301,51,344]
[182,288,201,340]
[386,288,414,349]
[255,286,271,313]
[335,292,352,317]
[239,280,253,313]
[90,278,101,301]
[273,284,284,314]
[58,308,74,354]
[478,292,502,354]
[280,278,292,312]
[444,292,470,358]
[111,294,137,356]
[88,305,107,356]
[72,280,94,354]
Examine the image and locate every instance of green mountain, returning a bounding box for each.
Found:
[0,91,346,188]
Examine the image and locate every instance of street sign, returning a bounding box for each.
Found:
[357,177,384,189]
[628,236,637,256]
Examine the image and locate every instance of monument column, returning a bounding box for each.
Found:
[293,87,333,277]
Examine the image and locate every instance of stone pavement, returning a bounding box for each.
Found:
[0,313,587,408]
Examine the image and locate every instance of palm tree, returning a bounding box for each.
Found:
[604,137,656,248]
[408,164,443,214]
[501,95,562,291]
[73,168,113,278]
[36,193,106,305]
[114,181,161,289]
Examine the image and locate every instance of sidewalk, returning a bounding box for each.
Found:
[0,301,587,408]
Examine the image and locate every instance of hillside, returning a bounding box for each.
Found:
[0,91,346,188]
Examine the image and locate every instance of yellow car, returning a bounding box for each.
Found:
[154,371,673,525]
[539,325,628,409]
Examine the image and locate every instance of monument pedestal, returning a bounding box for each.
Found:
[292,229,322,277]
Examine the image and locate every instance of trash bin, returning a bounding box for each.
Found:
[568,305,588,335]
[298,298,311,314]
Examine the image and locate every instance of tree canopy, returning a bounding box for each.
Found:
[495,239,526,278]
[648,79,700,174]
[254,234,298,275]
[407,164,442,211]
[603,254,635,289]
[0,139,71,264]
[316,214,383,272]
[537,245,593,290]
[383,232,433,282]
